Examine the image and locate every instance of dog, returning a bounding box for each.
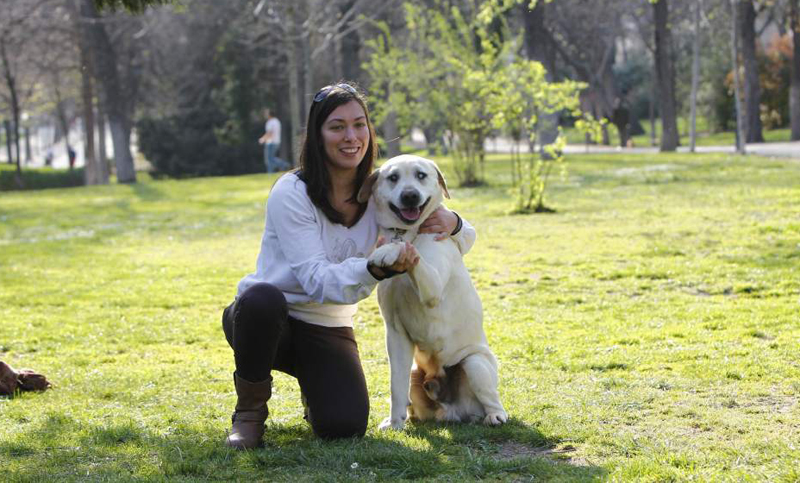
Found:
[357,154,507,430]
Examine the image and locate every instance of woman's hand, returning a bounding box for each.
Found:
[378,236,420,272]
[368,237,420,280]
[419,206,458,241]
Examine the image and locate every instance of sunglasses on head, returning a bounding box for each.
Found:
[313,83,358,103]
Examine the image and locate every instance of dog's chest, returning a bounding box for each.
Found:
[378,277,447,349]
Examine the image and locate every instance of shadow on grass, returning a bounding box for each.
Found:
[1,411,606,481]
[129,181,166,202]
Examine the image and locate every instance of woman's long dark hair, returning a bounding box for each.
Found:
[297,82,377,226]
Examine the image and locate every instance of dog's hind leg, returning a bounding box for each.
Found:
[408,367,439,422]
[460,353,507,426]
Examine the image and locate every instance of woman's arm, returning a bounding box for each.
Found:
[268,179,379,304]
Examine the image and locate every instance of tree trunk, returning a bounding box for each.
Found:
[522,2,559,156]
[1,38,23,186]
[109,119,135,181]
[649,71,657,146]
[79,0,136,183]
[24,126,31,164]
[340,1,362,83]
[81,49,99,184]
[383,102,401,158]
[4,120,13,165]
[72,0,104,184]
[54,80,73,170]
[731,0,747,154]
[654,0,679,151]
[302,30,313,118]
[739,0,764,143]
[286,4,302,167]
[690,0,702,152]
[791,0,800,140]
[97,100,109,177]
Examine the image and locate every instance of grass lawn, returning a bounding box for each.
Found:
[1,152,799,481]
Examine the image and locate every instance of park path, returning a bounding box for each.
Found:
[483,137,800,160]
[5,133,800,171]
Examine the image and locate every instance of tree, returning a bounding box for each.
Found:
[730,0,747,153]
[689,0,703,152]
[77,0,143,183]
[789,0,800,139]
[366,0,590,208]
[68,0,108,184]
[366,1,498,185]
[738,0,765,142]
[0,0,48,188]
[136,0,262,177]
[520,1,560,155]
[653,0,679,151]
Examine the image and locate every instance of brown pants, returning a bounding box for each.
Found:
[222,283,369,439]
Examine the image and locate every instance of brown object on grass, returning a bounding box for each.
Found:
[0,361,20,395]
[0,361,52,395]
[17,369,52,391]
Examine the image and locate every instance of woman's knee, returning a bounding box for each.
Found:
[221,302,235,347]
[309,405,369,439]
[235,283,287,322]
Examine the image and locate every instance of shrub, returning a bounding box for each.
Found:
[0,165,85,192]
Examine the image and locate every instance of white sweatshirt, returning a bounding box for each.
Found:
[237,172,476,327]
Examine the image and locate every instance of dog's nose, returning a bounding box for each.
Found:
[400,190,420,207]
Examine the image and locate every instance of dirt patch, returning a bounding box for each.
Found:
[496,442,589,466]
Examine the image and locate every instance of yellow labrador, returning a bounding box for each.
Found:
[358,154,507,430]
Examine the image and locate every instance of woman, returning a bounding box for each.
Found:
[222,82,475,448]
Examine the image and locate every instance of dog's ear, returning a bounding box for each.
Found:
[357,170,380,203]
[436,167,450,199]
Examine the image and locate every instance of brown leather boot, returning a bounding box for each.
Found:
[225,373,271,449]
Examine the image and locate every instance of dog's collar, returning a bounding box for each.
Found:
[386,227,407,242]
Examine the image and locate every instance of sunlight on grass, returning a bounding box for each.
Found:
[1,153,799,481]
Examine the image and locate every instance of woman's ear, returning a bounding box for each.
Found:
[436,168,450,199]
[357,170,380,203]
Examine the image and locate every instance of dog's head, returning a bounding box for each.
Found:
[357,154,450,230]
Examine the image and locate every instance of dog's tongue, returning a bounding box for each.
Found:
[401,207,421,221]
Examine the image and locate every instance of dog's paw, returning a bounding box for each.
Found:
[379,416,406,431]
[484,411,508,426]
[369,243,403,268]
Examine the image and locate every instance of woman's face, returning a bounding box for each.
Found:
[321,100,369,175]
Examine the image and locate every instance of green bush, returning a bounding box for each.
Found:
[137,108,263,179]
[137,33,267,179]
[0,165,85,191]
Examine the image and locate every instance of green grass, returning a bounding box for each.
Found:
[1,152,799,481]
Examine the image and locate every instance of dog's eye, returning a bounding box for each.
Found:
[416,172,427,180]
[387,174,399,183]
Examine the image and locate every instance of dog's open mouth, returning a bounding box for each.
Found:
[389,197,431,224]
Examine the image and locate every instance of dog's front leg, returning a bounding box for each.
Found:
[407,254,450,308]
[380,320,415,431]
[369,241,404,268]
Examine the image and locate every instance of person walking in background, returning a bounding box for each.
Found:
[259,108,291,173]
[68,146,76,170]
